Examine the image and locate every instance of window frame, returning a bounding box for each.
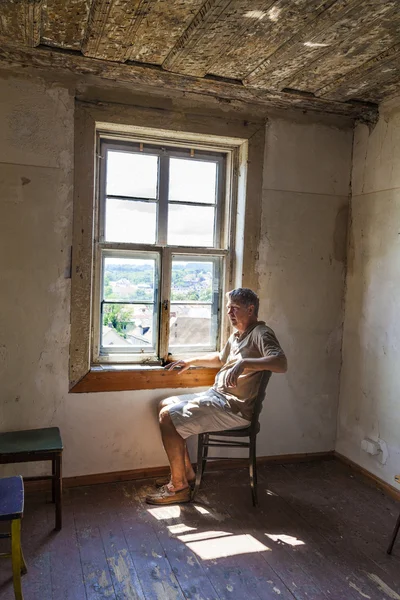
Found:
[69,101,265,393]
[92,136,229,365]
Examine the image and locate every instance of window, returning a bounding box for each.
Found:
[92,138,229,365]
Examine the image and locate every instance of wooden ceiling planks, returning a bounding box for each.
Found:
[0,0,42,47]
[0,0,398,114]
[210,0,337,81]
[243,0,366,89]
[126,0,206,65]
[289,3,400,94]
[318,43,400,101]
[41,0,91,49]
[82,0,143,60]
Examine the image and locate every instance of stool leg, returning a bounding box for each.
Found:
[11,519,24,600]
[52,458,56,503]
[55,453,63,531]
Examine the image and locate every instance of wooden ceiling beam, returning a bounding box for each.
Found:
[0,0,43,47]
[0,43,377,122]
[82,0,143,61]
[41,0,91,50]
[244,0,367,88]
[318,43,400,100]
[162,0,281,78]
[126,0,207,66]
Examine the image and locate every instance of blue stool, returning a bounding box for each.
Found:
[0,476,27,600]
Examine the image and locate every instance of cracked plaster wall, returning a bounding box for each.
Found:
[0,71,352,478]
[336,96,400,489]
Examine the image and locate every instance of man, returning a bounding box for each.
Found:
[146,287,287,505]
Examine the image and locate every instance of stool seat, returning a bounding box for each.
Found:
[0,427,63,531]
[0,476,24,521]
[0,428,63,455]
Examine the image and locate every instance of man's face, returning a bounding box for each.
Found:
[226,299,256,333]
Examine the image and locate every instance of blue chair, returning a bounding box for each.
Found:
[0,476,27,599]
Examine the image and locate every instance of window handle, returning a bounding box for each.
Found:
[162,299,169,311]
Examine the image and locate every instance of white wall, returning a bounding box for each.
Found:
[0,71,352,478]
[337,97,400,488]
[257,118,352,456]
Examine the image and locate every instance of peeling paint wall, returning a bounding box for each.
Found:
[337,97,400,489]
[0,70,352,478]
[257,118,352,456]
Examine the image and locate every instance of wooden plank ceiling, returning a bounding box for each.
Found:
[0,0,399,119]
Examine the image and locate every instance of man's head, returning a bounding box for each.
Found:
[226,288,259,333]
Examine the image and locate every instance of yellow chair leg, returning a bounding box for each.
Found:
[11,519,24,600]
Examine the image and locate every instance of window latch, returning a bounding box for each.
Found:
[162,299,169,311]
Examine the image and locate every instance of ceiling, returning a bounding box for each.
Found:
[1,0,400,120]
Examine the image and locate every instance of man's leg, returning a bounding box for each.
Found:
[158,399,195,484]
[159,407,189,491]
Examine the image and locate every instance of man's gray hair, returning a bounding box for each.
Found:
[226,288,259,317]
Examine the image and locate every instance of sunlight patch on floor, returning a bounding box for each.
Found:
[147,505,181,520]
[186,533,270,560]
[194,505,210,515]
[178,530,233,543]
[167,523,196,535]
[266,533,305,546]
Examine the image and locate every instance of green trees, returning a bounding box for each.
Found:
[103,304,133,338]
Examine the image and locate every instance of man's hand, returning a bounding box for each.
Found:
[164,359,191,374]
[225,359,246,388]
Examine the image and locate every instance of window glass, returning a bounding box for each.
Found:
[105,198,156,244]
[101,257,157,352]
[169,158,217,204]
[168,204,215,247]
[169,259,218,350]
[106,151,158,198]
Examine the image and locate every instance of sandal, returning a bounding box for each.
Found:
[146,485,191,505]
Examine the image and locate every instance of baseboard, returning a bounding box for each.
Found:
[24,450,334,492]
[334,451,400,502]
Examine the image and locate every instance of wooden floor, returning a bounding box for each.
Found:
[0,459,399,600]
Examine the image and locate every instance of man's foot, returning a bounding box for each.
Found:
[145,485,191,505]
[154,476,196,489]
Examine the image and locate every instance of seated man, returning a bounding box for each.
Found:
[146,287,287,505]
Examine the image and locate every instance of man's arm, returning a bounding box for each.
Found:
[165,352,223,374]
[225,355,287,388]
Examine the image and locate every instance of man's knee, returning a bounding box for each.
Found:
[159,406,173,428]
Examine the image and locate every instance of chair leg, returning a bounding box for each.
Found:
[202,434,209,476]
[249,437,258,507]
[11,519,24,600]
[55,453,63,531]
[387,512,400,555]
[193,434,205,501]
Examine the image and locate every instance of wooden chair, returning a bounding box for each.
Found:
[0,476,27,600]
[0,427,63,530]
[192,371,271,507]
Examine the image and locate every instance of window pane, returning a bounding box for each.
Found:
[169,258,218,350]
[171,260,213,302]
[169,304,212,348]
[105,198,156,243]
[168,204,215,247]
[103,257,156,303]
[102,303,154,349]
[169,158,217,204]
[106,151,158,199]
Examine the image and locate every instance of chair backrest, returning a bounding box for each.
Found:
[250,371,272,431]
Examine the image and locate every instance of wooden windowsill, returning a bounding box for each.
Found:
[69,365,219,393]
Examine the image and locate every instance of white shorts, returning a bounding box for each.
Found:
[166,389,250,440]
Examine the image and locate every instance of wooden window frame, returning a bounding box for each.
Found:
[93,138,228,365]
[69,101,265,393]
